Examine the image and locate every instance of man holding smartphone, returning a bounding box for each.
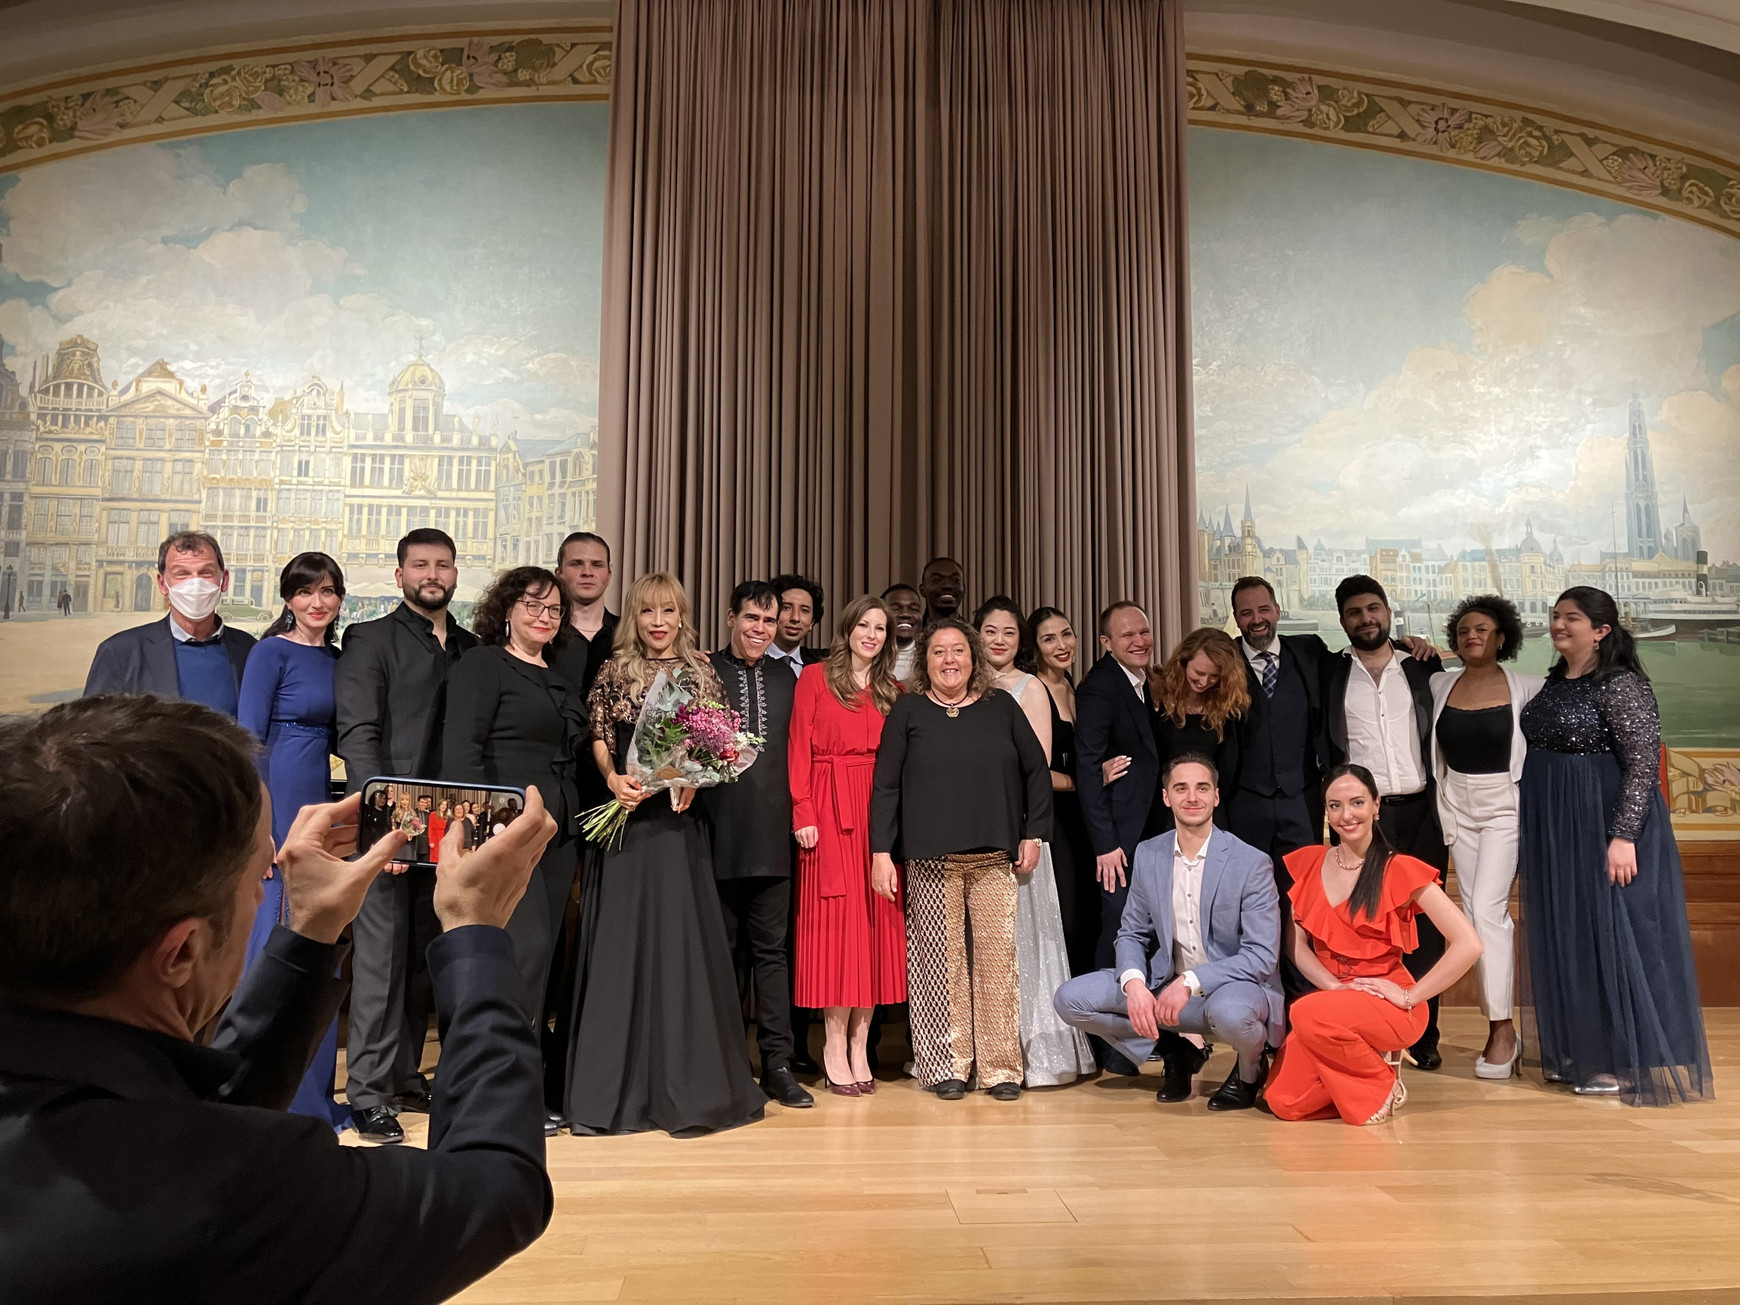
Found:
[334,527,478,1143]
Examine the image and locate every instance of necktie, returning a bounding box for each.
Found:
[1260,651,1278,699]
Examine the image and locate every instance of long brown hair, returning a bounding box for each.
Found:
[1151,626,1249,738]
[823,594,901,714]
[1324,763,1397,921]
[907,617,997,700]
[610,572,710,694]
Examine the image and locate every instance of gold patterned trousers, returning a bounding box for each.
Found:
[905,852,1022,1088]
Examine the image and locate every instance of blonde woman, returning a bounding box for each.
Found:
[561,573,765,1136]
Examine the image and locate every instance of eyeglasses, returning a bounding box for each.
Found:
[517,597,563,619]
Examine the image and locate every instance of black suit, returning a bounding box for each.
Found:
[1227,634,1332,871]
[0,925,550,1304]
[334,603,478,1113]
[1322,643,1450,1052]
[1074,654,1161,967]
[82,615,254,708]
[443,645,585,1022]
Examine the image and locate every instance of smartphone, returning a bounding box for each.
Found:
[358,777,529,869]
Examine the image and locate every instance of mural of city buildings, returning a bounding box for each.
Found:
[1197,396,1738,645]
[0,334,598,615]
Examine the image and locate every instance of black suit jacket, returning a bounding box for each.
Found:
[1073,654,1160,860]
[0,925,551,1304]
[442,645,586,839]
[1321,642,1445,773]
[335,603,479,793]
[82,615,255,703]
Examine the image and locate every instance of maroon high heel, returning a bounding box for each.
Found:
[855,1079,876,1094]
[823,1073,862,1097]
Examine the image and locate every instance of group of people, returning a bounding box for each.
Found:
[76,528,1713,1139]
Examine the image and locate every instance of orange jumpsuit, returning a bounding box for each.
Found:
[1266,845,1437,1124]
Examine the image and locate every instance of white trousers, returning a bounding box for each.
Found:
[1442,769,1519,1020]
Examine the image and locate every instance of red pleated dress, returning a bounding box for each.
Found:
[1266,845,1437,1124]
[788,663,907,1008]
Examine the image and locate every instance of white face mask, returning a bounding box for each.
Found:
[166,577,222,622]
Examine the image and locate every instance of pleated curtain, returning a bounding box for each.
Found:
[597,0,1195,649]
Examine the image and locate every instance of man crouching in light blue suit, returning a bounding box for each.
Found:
[1054,752,1285,1111]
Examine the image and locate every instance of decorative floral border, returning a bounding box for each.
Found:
[0,30,611,173]
[1186,56,1740,241]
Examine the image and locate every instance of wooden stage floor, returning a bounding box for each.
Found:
[372,1010,1739,1304]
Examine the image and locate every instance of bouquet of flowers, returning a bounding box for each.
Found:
[580,669,763,846]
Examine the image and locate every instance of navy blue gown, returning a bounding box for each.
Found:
[238,634,348,1128]
[1518,670,1712,1106]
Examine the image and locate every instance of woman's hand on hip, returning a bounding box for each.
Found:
[871,853,900,902]
[1347,975,1410,1009]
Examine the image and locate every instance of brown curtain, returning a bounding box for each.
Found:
[598,0,1195,650]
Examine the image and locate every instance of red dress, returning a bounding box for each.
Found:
[1265,846,1437,1124]
[788,663,907,1007]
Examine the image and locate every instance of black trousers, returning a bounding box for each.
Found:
[717,876,795,1073]
[1379,789,1450,1051]
[345,866,440,1111]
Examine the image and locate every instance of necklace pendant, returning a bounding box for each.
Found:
[946,706,959,718]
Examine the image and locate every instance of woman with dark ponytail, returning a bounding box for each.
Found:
[235,550,348,1126]
[1518,587,1711,1103]
[1265,764,1482,1125]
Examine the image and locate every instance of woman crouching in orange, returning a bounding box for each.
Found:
[1266,764,1483,1125]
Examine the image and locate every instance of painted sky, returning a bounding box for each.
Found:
[1190,128,1740,565]
[0,102,608,451]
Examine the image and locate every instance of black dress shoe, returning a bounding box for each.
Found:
[544,1109,568,1137]
[933,1078,968,1100]
[988,1082,1021,1101]
[762,1065,816,1108]
[1100,1046,1142,1077]
[1155,1043,1209,1103]
[389,1087,432,1113]
[1205,1062,1263,1112]
[1410,1040,1443,1072]
[351,1106,405,1143]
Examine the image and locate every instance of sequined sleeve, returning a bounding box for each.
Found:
[586,660,643,760]
[1598,672,1661,842]
[686,660,725,704]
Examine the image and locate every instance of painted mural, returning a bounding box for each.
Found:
[0,87,610,711]
[1188,122,1740,835]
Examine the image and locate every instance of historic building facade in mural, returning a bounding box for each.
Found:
[10,334,597,613]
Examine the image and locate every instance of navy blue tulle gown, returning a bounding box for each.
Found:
[1518,670,1712,1106]
[238,634,348,1128]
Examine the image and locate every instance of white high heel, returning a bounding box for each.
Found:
[1474,1035,1524,1081]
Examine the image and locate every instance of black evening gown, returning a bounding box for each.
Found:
[1149,707,1239,833]
[563,662,766,1136]
[1518,671,1711,1106]
[1043,682,1099,980]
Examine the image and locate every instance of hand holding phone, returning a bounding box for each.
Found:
[433,784,558,931]
[277,793,410,944]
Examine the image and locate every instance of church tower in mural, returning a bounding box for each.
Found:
[1625,394,1662,560]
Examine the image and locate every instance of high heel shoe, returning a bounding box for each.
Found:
[823,1071,862,1097]
[1474,1035,1523,1080]
[854,1079,876,1094]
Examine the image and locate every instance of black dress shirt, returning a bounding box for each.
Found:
[547,610,617,809]
[871,691,1053,861]
[0,925,550,1303]
[334,602,478,792]
[700,650,796,880]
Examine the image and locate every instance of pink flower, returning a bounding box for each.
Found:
[464,39,514,89]
[292,58,356,109]
[73,91,127,139]
[1413,102,1469,150]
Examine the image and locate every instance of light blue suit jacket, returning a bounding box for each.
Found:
[1113,827,1286,1048]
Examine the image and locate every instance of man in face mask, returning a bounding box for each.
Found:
[83,532,256,716]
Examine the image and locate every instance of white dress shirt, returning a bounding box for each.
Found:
[1342,647,1426,796]
[764,643,805,678]
[1121,828,1211,997]
[1240,637,1278,679]
[169,615,226,644]
[1117,660,1146,698]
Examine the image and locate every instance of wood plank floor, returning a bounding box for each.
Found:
[369,1010,1739,1304]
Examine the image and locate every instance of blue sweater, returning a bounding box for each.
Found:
[174,637,239,717]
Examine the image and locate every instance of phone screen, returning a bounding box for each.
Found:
[358,777,529,868]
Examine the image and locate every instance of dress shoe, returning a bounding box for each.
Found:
[762,1065,816,1108]
[855,1079,876,1095]
[1100,1046,1142,1077]
[544,1109,569,1137]
[1474,1035,1524,1081]
[933,1078,968,1100]
[1408,1039,1443,1072]
[389,1087,433,1113]
[988,1082,1021,1101]
[351,1106,405,1143]
[823,1074,862,1097]
[791,1051,820,1076]
[1155,1042,1209,1103]
[1205,1061,1264,1112]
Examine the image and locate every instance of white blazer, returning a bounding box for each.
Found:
[1428,665,1545,835]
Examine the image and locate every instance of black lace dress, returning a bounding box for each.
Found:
[1043,681,1099,979]
[562,659,766,1136]
[1518,670,1711,1105]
